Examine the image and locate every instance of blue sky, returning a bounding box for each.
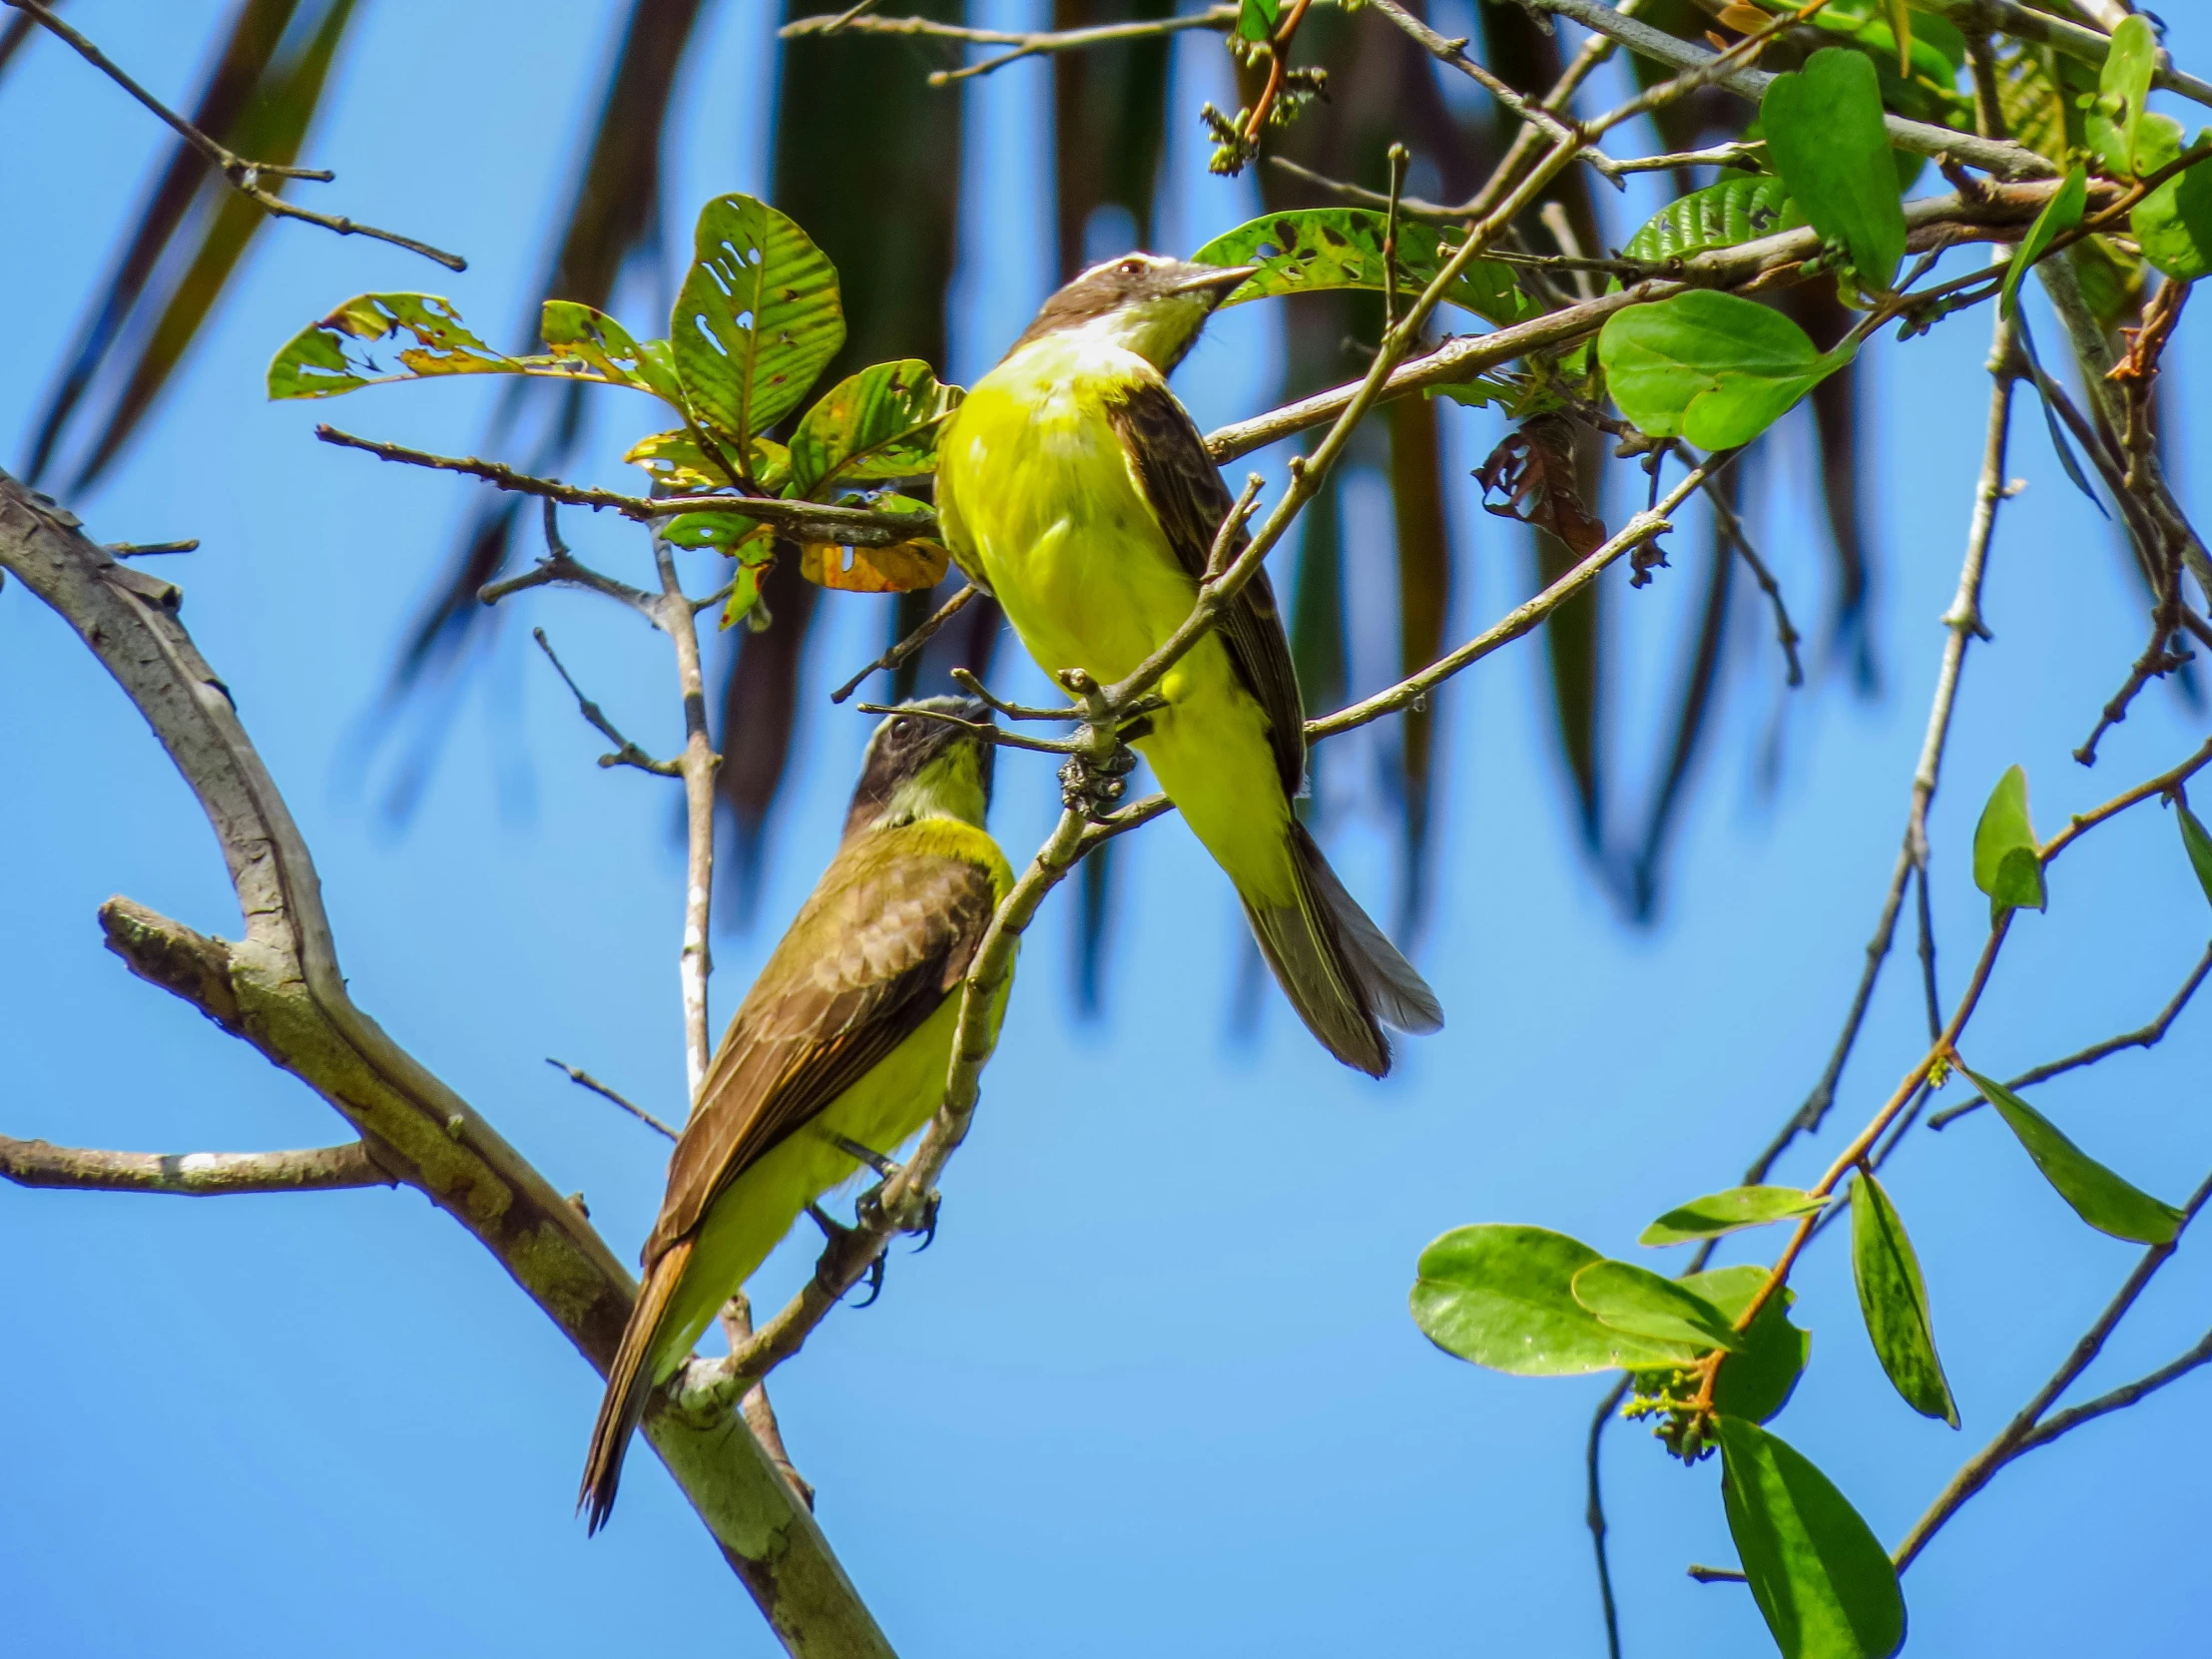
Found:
[4,3,2210,1653]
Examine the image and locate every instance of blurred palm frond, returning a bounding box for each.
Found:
[25,0,357,492]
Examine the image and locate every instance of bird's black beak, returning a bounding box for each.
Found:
[1171,263,1259,300]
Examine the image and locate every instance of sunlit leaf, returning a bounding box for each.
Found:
[1409,1225,1703,1377]
[1236,0,1280,41]
[787,359,963,498]
[1191,209,1541,328]
[1761,48,1907,291]
[2178,802,2212,908]
[721,560,769,632]
[663,510,774,557]
[1641,1185,1829,1246]
[2086,15,2158,177]
[1970,765,2044,925]
[1621,175,1807,264]
[1599,290,1852,449]
[671,193,844,447]
[1849,1175,1958,1426]
[2132,119,2212,282]
[799,495,947,592]
[1962,1068,2183,1245]
[1719,1417,1908,1659]
[1999,169,2086,320]
[540,300,685,405]
[1571,1259,1742,1352]
[1713,1290,1813,1425]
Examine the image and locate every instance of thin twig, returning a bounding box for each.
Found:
[315,425,931,547]
[1929,940,2212,1128]
[2012,1327,2212,1453]
[0,1134,392,1195]
[1587,1376,1630,1659]
[781,5,1238,83]
[651,535,721,1105]
[545,1058,679,1141]
[718,1293,815,1509]
[532,627,681,777]
[1895,1165,2212,1570]
[829,584,979,705]
[2,0,465,269]
[1703,473,1803,687]
[106,539,199,557]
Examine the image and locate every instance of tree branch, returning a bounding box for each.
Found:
[0,0,465,269]
[0,472,891,1659]
[0,1135,393,1196]
[778,4,1238,84]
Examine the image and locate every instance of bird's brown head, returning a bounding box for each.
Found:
[844,696,997,838]
[1005,252,1257,373]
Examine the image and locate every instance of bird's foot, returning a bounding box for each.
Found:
[1057,743,1137,818]
[806,1201,888,1308]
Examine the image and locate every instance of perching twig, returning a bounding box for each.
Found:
[829,583,978,704]
[1895,1164,2212,1571]
[779,5,1237,84]
[2,0,465,270]
[1929,940,2212,1129]
[719,1294,814,1509]
[316,424,932,547]
[532,628,682,777]
[106,539,199,557]
[0,1134,392,1195]
[546,1058,679,1141]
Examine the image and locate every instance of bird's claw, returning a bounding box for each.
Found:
[807,1200,890,1309]
[1057,743,1137,818]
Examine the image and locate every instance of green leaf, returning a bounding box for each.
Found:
[1849,1175,1958,1426]
[1970,765,2045,925]
[2132,120,2212,281]
[1598,290,1852,449]
[2086,15,2158,177]
[1719,1417,1908,1659]
[788,359,963,499]
[1641,1185,1829,1246]
[1713,1290,1813,1425]
[1962,1068,2184,1245]
[1571,1259,1742,1352]
[2000,169,2087,320]
[1761,48,1907,291]
[1621,175,1807,264]
[662,510,774,556]
[268,293,519,399]
[1426,376,1513,409]
[1409,1225,1704,1376]
[672,193,844,446]
[1190,209,1542,328]
[2177,802,2212,908]
[540,301,685,405]
[721,560,768,633]
[1236,0,1279,41]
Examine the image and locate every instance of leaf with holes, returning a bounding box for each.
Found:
[1600,290,1852,450]
[2179,802,2212,908]
[1191,209,1541,328]
[1641,1185,1829,1247]
[1720,1417,1908,1659]
[663,511,774,558]
[1971,765,2043,925]
[671,193,844,447]
[1762,48,1907,291]
[788,360,963,498]
[1410,1225,1704,1376]
[540,301,685,406]
[799,494,946,593]
[1963,1068,2183,1245]
[1572,1259,1742,1352]
[1622,175,1807,264]
[269,293,525,398]
[1850,1175,1957,1425]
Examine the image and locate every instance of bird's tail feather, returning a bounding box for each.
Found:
[1240,821,1444,1077]
[580,1237,692,1534]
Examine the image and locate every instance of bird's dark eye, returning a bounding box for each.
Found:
[1117,258,1144,276]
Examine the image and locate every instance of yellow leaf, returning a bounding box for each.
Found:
[799,539,949,593]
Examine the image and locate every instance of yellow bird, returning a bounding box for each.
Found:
[581,698,1013,1530]
[936,254,1441,1075]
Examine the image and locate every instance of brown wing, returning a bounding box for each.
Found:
[645,844,996,1262]
[1106,378,1306,799]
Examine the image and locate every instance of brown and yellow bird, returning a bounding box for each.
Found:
[581,697,1012,1530]
[936,253,1442,1075]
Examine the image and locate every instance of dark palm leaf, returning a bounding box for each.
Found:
[719,0,969,913]
[390,0,707,697]
[24,0,317,488]
[1386,391,1450,942]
